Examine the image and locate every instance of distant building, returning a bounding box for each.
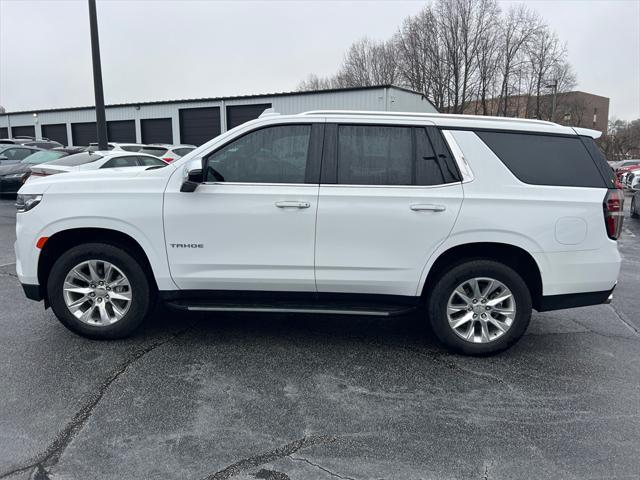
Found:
[0,86,436,146]
[463,91,609,134]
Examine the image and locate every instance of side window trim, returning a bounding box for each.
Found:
[440,130,474,183]
[202,122,321,185]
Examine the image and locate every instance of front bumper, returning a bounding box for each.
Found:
[0,176,23,195]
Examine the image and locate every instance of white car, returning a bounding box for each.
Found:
[14,110,623,355]
[28,151,167,177]
[85,142,146,152]
[138,144,196,163]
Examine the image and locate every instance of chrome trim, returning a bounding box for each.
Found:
[275,201,311,208]
[410,204,446,212]
[442,130,475,183]
[186,306,390,316]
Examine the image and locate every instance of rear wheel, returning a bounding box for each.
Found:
[48,243,151,339]
[427,260,532,355]
[631,196,639,218]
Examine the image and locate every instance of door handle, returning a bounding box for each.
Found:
[275,201,311,209]
[410,204,446,212]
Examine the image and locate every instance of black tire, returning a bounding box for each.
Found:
[427,259,532,355]
[47,243,151,339]
[631,196,639,218]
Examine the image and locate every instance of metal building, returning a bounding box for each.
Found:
[0,86,437,147]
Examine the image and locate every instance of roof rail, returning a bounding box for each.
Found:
[300,110,558,127]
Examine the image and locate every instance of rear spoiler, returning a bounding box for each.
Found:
[573,127,602,139]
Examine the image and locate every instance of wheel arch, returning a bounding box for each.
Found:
[420,242,543,310]
[38,228,159,305]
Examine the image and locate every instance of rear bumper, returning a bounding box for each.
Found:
[536,286,614,312]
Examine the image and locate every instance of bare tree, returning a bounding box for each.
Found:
[299,0,577,118]
[332,38,399,87]
[296,74,336,92]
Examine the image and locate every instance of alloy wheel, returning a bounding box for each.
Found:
[446,277,516,343]
[62,260,132,326]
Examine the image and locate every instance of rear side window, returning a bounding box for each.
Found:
[101,156,139,168]
[337,125,412,185]
[579,136,616,188]
[476,131,607,188]
[416,127,461,185]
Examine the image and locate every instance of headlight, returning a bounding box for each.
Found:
[16,194,43,213]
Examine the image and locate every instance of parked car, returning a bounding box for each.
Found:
[138,144,196,163]
[630,177,640,218]
[84,142,146,152]
[0,137,63,149]
[0,144,41,166]
[0,148,84,195]
[620,165,640,187]
[28,151,167,178]
[14,110,622,355]
[624,166,640,190]
[613,160,640,171]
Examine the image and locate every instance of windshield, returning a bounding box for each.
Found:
[21,150,67,165]
[46,152,103,166]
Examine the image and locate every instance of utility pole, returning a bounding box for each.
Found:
[546,79,558,123]
[88,0,108,150]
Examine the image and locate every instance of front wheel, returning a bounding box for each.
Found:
[48,243,151,339]
[427,260,532,355]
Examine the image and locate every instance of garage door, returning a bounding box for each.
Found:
[141,118,172,144]
[0,127,7,138]
[71,122,97,146]
[42,124,68,146]
[12,125,35,138]
[179,107,220,146]
[107,120,136,143]
[226,104,271,130]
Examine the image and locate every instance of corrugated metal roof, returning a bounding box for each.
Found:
[0,85,430,116]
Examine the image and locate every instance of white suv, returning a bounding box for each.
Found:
[14,111,623,355]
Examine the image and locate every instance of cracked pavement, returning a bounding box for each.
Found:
[0,197,639,480]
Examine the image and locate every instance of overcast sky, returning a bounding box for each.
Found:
[0,0,638,120]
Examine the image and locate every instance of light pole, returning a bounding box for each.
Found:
[88,0,108,150]
[545,80,558,123]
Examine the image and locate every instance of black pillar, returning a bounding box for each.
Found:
[88,0,108,150]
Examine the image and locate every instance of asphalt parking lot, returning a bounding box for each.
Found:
[0,197,639,480]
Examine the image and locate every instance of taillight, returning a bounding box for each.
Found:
[603,189,624,240]
[162,157,173,163]
[30,172,48,177]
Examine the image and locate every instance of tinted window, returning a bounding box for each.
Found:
[205,125,311,183]
[48,152,102,166]
[476,131,607,188]
[101,156,139,168]
[173,147,195,157]
[338,125,412,185]
[579,136,616,188]
[137,156,166,167]
[139,147,168,157]
[416,128,460,185]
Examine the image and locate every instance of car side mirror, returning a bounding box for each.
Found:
[180,168,203,192]
[0,155,7,161]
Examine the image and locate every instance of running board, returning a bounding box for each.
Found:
[165,300,417,317]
